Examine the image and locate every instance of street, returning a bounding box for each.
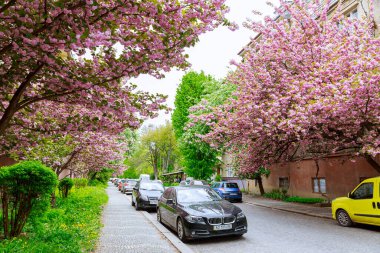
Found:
[144,200,379,253]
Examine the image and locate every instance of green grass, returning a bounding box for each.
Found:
[263,189,324,204]
[284,196,324,204]
[0,186,108,253]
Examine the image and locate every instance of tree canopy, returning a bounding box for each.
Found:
[203,0,380,174]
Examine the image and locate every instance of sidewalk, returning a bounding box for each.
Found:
[243,194,333,219]
[96,183,178,253]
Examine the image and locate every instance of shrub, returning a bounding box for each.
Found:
[285,196,324,204]
[0,161,57,238]
[0,186,108,252]
[263,189,288,200]
[58,178,74,198]
[214,174,222,182]
[73,178,88,188]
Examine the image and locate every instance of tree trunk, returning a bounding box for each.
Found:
[365,155,380,174]
[257,176,265,196]
[0,63,44,136]
[50,192,56,208]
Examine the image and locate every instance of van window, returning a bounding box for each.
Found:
[352,183,373,199]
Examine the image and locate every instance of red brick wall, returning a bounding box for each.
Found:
[255,155,380,200]
[0,155,16,168]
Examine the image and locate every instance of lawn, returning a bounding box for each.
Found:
[0,186,108,253]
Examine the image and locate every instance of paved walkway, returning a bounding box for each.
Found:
[96,183,178,253]
[243,194,332,219]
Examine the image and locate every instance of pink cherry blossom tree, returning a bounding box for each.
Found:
[0,0,231,150]
[202,0,380,174]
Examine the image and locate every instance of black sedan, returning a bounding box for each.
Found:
[157,186,247,242]
[132,181,164,210]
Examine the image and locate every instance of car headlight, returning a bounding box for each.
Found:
[185,215,206,224]
[140,194,148,201]
[236,212,245,220]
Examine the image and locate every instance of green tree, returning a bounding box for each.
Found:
[172,71,212,138]
[178,78,236,180]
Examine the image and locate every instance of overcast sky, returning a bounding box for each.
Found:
[131,0,279,127]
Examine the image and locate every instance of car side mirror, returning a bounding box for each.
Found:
[166,199,175,205]
[133,186,138,190]
[348,192,353,198]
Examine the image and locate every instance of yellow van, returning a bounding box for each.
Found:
[332,177,380,227]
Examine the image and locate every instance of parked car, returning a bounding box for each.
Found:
[189,180,209,186]
[332,177,380,227]
[139,174,150,181]
[118,179,126,191]
[212,182,242,202]
[132,181,165,210]
[179,177,194,186]
[121,179,137,194]
[157,185,247,242]
[114,178,121,186]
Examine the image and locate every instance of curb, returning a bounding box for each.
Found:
[142,211,195,253]
[243,200,333,220]
[124,194,194,253]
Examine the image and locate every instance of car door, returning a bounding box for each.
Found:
[166,188,178,228]
[349,181,375,224]
[160,188,172,224]
[368,179,380,225]
[132,182,140,204]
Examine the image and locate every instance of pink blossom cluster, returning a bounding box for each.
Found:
[0,0,229,173]
[197,0,380,173]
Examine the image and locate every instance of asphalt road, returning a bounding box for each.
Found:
[147,201,380,253]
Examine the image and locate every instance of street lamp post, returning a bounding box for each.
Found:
[150,142,158,180]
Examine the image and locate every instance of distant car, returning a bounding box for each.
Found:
[114,178,121,186]
[118,179,126,191]
[121,179,137,194]
[157,186,247,242]
[132,181,165,210]
[212,182,242,202]
[189,180,209,186]
[139,174,150,181]
[179,177,194,186]
[332,177,380,227]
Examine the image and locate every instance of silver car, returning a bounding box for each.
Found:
[122,179,137,194]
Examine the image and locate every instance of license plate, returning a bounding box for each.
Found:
[214,224,232,230]
[149,200,158,205]
[230,193,237,195]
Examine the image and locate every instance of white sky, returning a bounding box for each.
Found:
[131,0,279,127]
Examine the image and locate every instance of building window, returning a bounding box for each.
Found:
[226,167,234,177]
[347,8,358,20]
[279,177,289,189]
[312,178,327,193]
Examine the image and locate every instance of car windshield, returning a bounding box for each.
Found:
[121,179,126,183]
[140,182,164,191]
[177,188,221,203]
[225,183,238,188]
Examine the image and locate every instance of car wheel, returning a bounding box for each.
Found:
[336,209,353,227]
[177,218,188,243]
[131,198,135,206]
[135,200,140,211]
[157,208,162,224]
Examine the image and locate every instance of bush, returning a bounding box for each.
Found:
[214,174,222,182]
[263,189,288,200]
[285,196,324,204]
[58,178,74,198]
[73,178,88,188]
[0,186,108,253]
[163,182,179,187]
[0,161,58,238]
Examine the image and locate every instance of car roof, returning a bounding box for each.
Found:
[171,185,211,190]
